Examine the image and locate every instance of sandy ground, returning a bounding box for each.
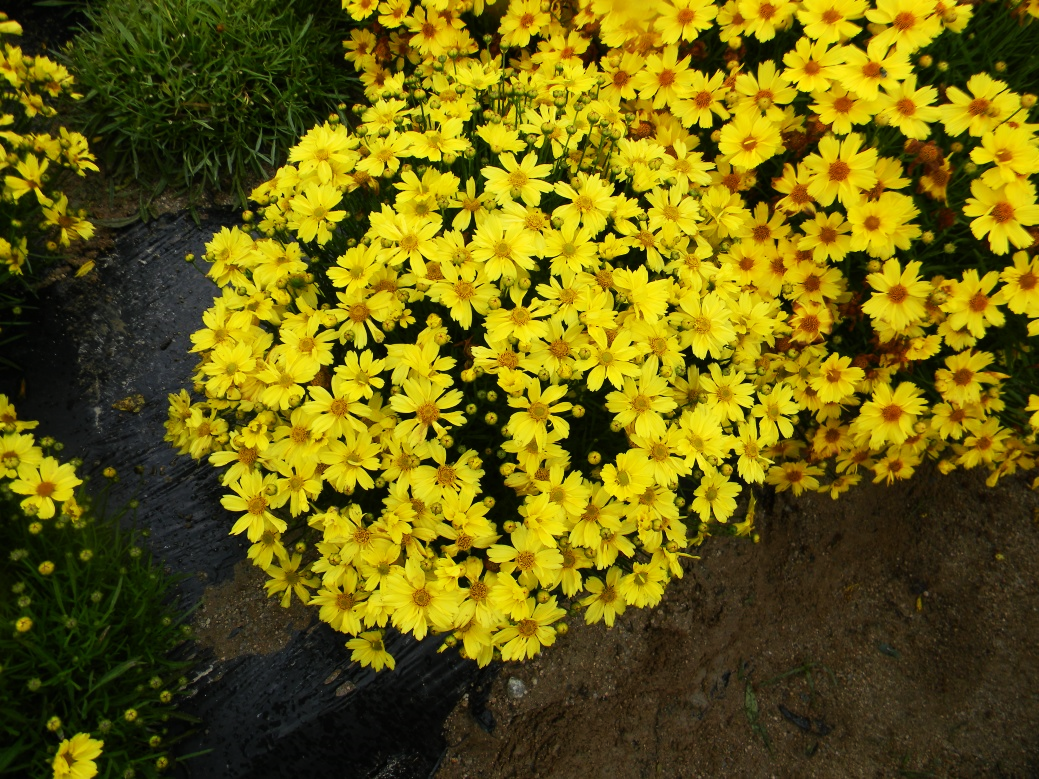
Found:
[438,468,1039,779]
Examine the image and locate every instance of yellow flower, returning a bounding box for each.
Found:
[676,404,729,470]
[288,184,346,246]
[874,75,940,140]
[691,466,742,523]
[658,0,717,43]
[506,376,572,450]
[0,432,43,478]
[678,291,737,360]
[733,420,772,483]
[861,258,932,332]
[605,367,676,439]
[41,194,94,247]
[470,211,539,284]
[846,191,920,259]
[388,377,466,447]
[482,152,554,207]
[10,457,82,519]
[52,733,103,779]
[865,0,943,52]
[810,84,874,135]
[600,450,655,502]
[753,381,800,445]
[346,630,396,671]
[383,557,460,640]
[617,559,668,608]
[493,597,566,661]
[809,353,865,404]
[970,124,1039,187]
[311,580,366,635]
[288,123,359,185]
[552,173,616,236]
[766,460,823,496]
[717,109,782,170]
[1025,395,1039,431]
[264,553,319,608]
[872,446,920,484]
[956,417,1010,469]
[831,38,912,102]
[4,153,52,205]
[0,17,23,35]
[940,73,1018,138]
[498,0,550,48]
[852,381,928,449]
[934,350,997,407]
[222,471,286,542]
[803,133,877,207]
[782,36,841,93]
[580,567,627,627]
[942,269,1006,338]
[797,0,868,45]
[674,69,730,129]
[963,180,1039,256]
[631,45,694,109]
[1000,252,1039,316]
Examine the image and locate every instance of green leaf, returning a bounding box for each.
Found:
[87,658,142,696]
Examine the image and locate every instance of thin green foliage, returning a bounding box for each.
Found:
[66,0,359,206]
[0,424,199,779]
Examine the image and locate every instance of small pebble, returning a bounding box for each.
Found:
[335,681,356,697]
[507,677,527,699]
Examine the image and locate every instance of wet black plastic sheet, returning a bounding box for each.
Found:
[1,212,481,778]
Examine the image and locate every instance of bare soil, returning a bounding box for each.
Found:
[192,559,312,663]
[438,468,1039,779]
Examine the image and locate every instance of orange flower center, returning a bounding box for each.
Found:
[828,160,851,181]
[412,588,432,607]
[415,402,441,425]
[881,405,903,423]
[893,11,916,29]
[887,284,909,303]
[967,98,990,117]
[991,202,1015,223]
[968,292,989,312]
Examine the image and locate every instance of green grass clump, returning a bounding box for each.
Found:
[67,0,357,204]
[0,395,198,778]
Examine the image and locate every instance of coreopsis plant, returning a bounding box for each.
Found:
[166,24,782,670]
[0,14,97,339]
[0,396,196,778]
[0,16,97,257]
[169,0,1039,670]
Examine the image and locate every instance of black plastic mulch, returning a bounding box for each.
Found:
[0,212,483,779]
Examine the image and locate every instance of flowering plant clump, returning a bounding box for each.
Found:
[0,15,96,301]
[169,0,1039,669]
[0,395,196,778]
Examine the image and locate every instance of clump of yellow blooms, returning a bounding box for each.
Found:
[168,0,1039,669]
[0,393,85,523]
[0,15,97,280]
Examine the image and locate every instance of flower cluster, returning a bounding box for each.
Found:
[169,0,1039,669]
[0,15,96,287]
